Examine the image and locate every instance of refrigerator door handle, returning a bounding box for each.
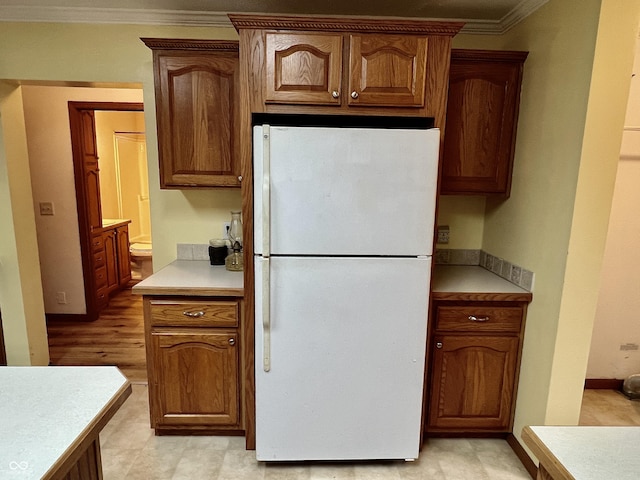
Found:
[262,125,271,258]
[262,257,271,372]
[262,125,271,372]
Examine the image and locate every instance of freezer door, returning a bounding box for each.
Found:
[255,256,431,461]
[253,125,439,256]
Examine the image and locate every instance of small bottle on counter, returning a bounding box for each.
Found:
[225,210,243,271]
[225,241,243,271]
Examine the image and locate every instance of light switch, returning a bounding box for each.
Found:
[39,202,54,216]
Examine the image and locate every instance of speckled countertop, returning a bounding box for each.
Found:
[432,265,532,302]
[523,426,640,480]
[132,260,244,296]
[0,366,130,479]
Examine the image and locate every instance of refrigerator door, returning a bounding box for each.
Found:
[255,255,431,461]
[253,125,439,257]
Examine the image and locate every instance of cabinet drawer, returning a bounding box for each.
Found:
[435,306,522,333]
[92,234,105,252]
[95,265,108,289]
[149,300,239,327]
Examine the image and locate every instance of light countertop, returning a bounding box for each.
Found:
[132,260,244,296]
[101,218,131,228]
[432,265,532,302]
[522,425,640,480]
[0,366,130,479]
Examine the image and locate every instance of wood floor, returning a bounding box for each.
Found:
[47,285,148,383]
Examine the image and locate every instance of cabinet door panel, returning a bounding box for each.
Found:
[265,32,343,105]
[441,51,527,195]
[151,330,239,427]
[116,225,131,286]
[349,34,427,107]
[429,335,518,430]
[156,52,240,187]
[103,230,118,293]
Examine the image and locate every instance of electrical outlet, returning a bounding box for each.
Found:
[223,222,231,238]
[39,202,54,216]
[437,225,450,244]
[55,292,67,304]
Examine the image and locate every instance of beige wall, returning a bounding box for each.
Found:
[436,196,486,249]
[21,86,144,314]
[587,36,640,380]
[0,84,49,365]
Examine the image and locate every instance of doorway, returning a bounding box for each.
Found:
[68,101,146,321]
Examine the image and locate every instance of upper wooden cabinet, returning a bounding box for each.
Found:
[264,31,428,108]
[230,14,463,118]
[441,49,528,196]
[142,38,241,188]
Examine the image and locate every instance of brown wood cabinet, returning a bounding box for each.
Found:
[142,38,241,188]
[115,224,131,287]
[92,233,109,310]
[441,49,528,196]
[94,221,131,308]
[144,297,242,433]
[426,301,527,433]
[230,14,463,118]
[103,228,118,294]
[264,31,429,108]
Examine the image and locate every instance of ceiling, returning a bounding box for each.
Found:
[0,0,549,34]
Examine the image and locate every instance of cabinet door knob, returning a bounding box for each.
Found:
[182,310,205,318]
[350,91,359,99]
[238,175,243,182]
[436,342,443,349]
[468,315,490,322]
[331,90,340,99]
[229,338,236,346]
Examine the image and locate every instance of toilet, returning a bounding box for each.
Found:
[130,242,153,280]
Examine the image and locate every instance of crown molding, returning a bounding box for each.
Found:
[0,1,549,34]
[0,6,231,27]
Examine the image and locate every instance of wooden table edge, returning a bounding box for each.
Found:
[522,426,576,480]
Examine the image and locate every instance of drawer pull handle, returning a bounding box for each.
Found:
[436,342,443,349]
[229,338,236,346]
[469,315,490,322]
[183,310,205,318]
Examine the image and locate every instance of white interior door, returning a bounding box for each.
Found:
[255,255,431,461]
[253,125,439,256]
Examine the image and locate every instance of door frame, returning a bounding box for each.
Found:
[68,101,144,321]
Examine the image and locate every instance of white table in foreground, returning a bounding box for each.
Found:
[522,425,640,480]
[0,366,131,479]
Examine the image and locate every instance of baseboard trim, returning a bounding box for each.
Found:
[584,378,624,390]
[46,313,92,322]
[507,434,537,479]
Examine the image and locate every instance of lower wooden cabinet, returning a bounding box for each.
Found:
[93,221,131,310]
[426,301,527,434]
[144,297,243,434]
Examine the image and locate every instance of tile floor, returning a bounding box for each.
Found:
[100,385,531,480]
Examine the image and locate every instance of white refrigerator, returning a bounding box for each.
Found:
[253,121,440,461]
